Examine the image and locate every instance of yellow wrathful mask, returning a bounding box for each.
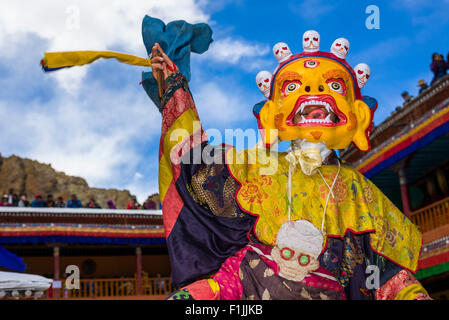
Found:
[254,32,377,152]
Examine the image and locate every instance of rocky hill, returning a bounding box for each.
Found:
[0,154,135,208]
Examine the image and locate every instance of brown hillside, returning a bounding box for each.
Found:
[0,154,134,208]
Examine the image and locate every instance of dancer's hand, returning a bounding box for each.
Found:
[151,43,177,80]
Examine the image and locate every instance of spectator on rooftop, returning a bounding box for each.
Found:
[430,53,449,85]
[12,193,19,206]
[126,196,139,210]
[0,194,9,206]
[7,188,14,206]
[67,194,82,208]
[18,194,30,207]
[31,194,46,207]
[401,91,413,104]
[106,200,116,209]
[46,194,56,207]
[143,196,156,210]
[148,193,161,209]
[55,196,66,208]
[85,197,101,209]
[417,79,429,94]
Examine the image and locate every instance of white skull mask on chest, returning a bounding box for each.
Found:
[354,63,371,88]
[273,42,292,63]
[271,220,323,282]
[302,30,320,52]
[330,38,350,59]
[256,71,272,98]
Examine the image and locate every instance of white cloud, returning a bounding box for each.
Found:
[0,79,161,188]
[204,37,270,65]
[0,1,211,200]
[124,171,159,204]
[134,172,144,180]
[192,80,254,128]
[0,0,210,91]
[0,0,209,52]
[0,1,268,202]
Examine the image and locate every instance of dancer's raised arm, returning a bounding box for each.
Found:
[151,44,257,288]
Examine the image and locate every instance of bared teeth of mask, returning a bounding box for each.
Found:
[324,114,331,123]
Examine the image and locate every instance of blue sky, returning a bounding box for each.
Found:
[0,0,448,201]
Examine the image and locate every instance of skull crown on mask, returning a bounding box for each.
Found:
[253,30,375,153]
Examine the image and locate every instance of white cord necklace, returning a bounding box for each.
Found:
[317,160,341,233]
[286,152,341,234]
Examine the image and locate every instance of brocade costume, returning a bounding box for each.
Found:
[159,72,430,300]
[40,14,432,301]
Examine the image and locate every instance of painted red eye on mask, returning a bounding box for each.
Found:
[326,78,347,96]
[258,83,262,87]
[313,37,318,41]
[275,50,279,54]
[282,47,288,50]
[304,37,309,41]
[264,79,269,83]
[357,70,364,75]
[344,46,349,51]
[366,74,370,79]
[281,80,302,97]
[336,43,341,47]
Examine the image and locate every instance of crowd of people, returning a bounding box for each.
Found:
[0,188,161,210]
[400,52,449,106]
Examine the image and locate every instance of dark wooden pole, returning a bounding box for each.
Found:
[398,168,412,217]
[53,246,60,299]
[136,247,142,296]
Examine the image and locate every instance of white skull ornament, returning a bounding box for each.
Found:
[302,30,320,52]
[330,38,350,59]
[273,42,292,63]
[256,71,272,98]
[354,63,371,88]
[271,220,323,282]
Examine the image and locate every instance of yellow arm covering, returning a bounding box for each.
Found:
[395,283,431,300]
[375,270,431,300]
[41,51,151,70]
